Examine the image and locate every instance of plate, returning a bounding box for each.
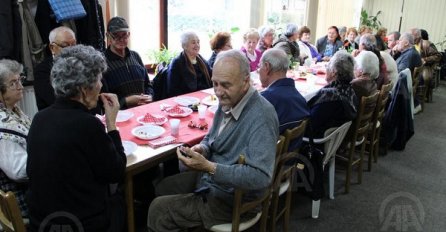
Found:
[116,111,134,122]
[122,140,137,156]
[165,106,193,118]
[174,96,200,106]
[208,105,218,114]
[136,114,168,125]
[131,125,166,140]
[201,95,219,106]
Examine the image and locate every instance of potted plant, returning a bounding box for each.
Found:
[359,9,382,31]
[147,44,178,73]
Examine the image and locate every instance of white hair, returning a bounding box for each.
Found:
[355,51,379,80]
[48,26,76,43]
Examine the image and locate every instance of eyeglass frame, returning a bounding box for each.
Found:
[6,75,26,90]
[108,32,130,41]
[51,42,76,49]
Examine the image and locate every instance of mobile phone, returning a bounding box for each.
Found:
[179,146,190,157]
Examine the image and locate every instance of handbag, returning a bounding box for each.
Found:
[48,0,87,22]
[297,122,325,200]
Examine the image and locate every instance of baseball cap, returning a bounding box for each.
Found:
[107,17,129,33]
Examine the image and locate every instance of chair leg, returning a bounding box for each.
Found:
[358,143,366,185]
[367,139,373,172]
[345,146,354,193]
[312,200,320,219]
[329,158,335,200]
[269,192,279,232]
[283,190,292,232]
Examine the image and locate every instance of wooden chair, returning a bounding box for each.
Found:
[268,120,307,232]
[282,119,308,152]
[303,120,352,218]
[209,153,274,232]
[336,91,379,193]
[0,190,26,232]
[366,82,392,171]
[412,66,427,113]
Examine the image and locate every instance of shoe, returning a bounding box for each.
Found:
[414,104,422,114]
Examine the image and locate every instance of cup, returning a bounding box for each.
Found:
[198,105,207,120]
[169,119,180,137]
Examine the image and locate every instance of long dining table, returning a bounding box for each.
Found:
[121,66,327,232]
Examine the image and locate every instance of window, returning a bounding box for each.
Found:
[129,0,160,64]
[168,0,250,60]
[264,0,307,34]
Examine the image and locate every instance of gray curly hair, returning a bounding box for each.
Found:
[0,59,23,94]
[326,50,355,82]
[51,45,107,98]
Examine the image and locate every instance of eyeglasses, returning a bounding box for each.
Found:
[7,75,26,89]
[52,42,75,48]
[109,32,130,41]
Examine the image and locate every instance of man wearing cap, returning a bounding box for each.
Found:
[102,16,154,109]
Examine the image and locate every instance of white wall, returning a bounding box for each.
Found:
[364,0,446,47]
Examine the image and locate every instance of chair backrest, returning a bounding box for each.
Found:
[347,91,380,147]
[152,66,169,101]
[372,82,392,127]
[317,121,352,167]
[230,155,270,232]
[0,190,26,232]
[282,119,308,153]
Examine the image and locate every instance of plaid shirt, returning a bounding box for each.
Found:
[0,171,28,217]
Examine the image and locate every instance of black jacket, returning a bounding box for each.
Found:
[26,98,126,231]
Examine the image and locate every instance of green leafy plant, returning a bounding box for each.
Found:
[360,9,382,31]
[147,44,178,73]
[435,34,446,51]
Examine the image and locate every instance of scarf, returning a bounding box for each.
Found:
[0,103,31,147]
[309,80,357,113]
[181,51,212,87]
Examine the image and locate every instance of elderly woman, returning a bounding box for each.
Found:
[352,51,379,100]
[167,31,212,97]
[316,26,344,62]
[26,45,126,231]
[208,31,232,68]
[354,33,390,90]
[375,27,388,51]
[297,26,320,62]
[240,28,262,71]
[257,25,275,54]
[344,27,359,52]
[307,51,358,137]
[273,23,301,64]
[0,59,30,218]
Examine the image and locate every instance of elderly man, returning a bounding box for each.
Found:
[102,17,154,109]
[395,33,422,74]
[259,48,309,151]
[34,26,76,110]
[387,31,401,59]
[147,49,279,231]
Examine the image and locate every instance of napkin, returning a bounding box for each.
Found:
[148,135,177,148]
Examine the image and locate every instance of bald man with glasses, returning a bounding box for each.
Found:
[34,26,77,111]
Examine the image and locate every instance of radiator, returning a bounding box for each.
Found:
[18,86,38,120]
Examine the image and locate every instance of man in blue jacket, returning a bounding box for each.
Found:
[259,48,310,151]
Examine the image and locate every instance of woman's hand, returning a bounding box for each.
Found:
[126,94,152,107]
[100,93,120,131]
